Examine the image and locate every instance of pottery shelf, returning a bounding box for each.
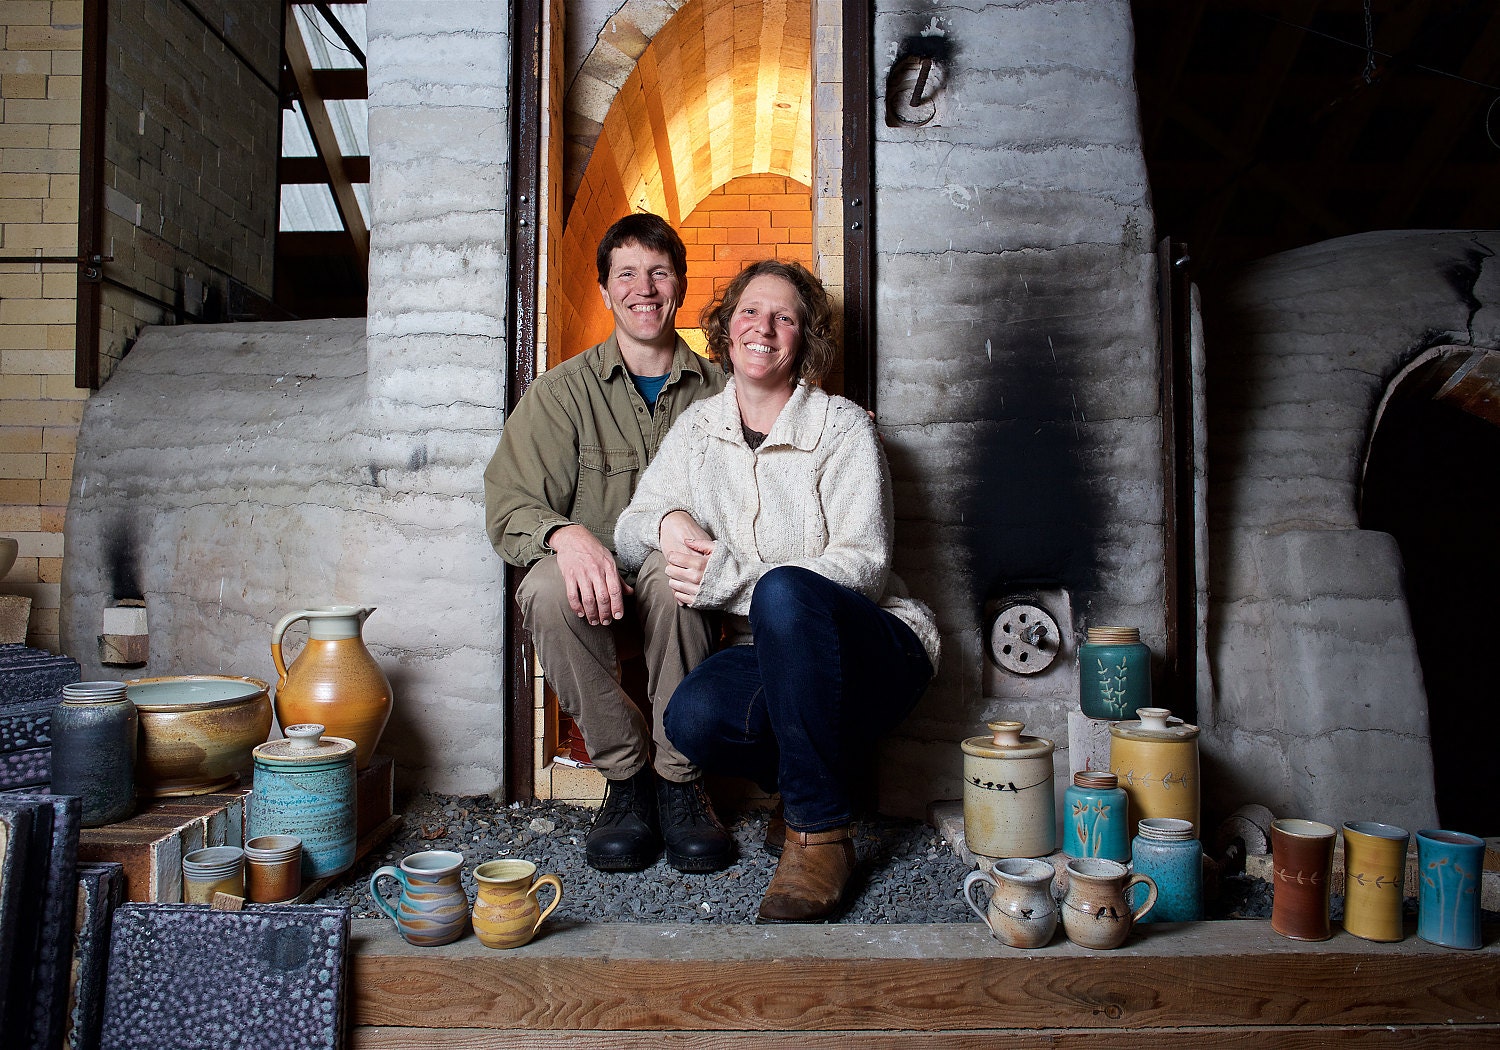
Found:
[344,918,1500,1048]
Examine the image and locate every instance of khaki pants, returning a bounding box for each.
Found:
[516,549,714,782]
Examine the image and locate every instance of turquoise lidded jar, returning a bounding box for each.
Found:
[248,723,356,880]
[1078,626,1152,720]
[1130,817,1203,923]
[1063,770,1130,863]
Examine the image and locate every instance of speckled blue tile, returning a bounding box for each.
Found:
[0,645,79,708]
[6,793,82,1050]
[67,862,124,1050]
[102,904,350,1050]
[0,799,43,1036]
[0,746,51,789]
[0,695,53,753]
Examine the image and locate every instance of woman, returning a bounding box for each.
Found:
[615,260,940,922]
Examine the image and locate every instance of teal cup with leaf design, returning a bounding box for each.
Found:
[1078,626,1152,720]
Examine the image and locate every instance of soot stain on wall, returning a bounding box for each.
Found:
[104,519,143,602]
[949,272,1105,607]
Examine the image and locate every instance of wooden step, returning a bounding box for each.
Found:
[348,917,1499,1047]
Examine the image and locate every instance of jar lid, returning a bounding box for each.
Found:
[1136,817,1196,841]
[63,681,128,703]
[1072,770,1118,789]
[252,723,355,764]
[961,720,1054,758]
[1109,707,1199,741]
[1085,626,1141,645]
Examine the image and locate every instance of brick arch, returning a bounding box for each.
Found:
[554,0,813,359]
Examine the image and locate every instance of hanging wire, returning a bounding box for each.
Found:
[1487,95,1500,150]
[301,6,354,58]
[1258,12,1500,94]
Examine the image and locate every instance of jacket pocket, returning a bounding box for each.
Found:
[573,445,640,544]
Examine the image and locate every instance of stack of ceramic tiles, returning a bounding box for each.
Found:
[0,643,80,790]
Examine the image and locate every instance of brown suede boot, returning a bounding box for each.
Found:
[757,826,855,923]
[764,799,786,857]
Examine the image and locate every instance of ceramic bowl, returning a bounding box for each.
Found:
[126,675,273,796]
[1,537,17,578]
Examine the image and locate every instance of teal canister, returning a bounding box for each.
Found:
[248,723,356,880]
[50,681,138,827]
[1063,770,1130,863]
[1130,817,1203,923]
[1078,626,1152,720]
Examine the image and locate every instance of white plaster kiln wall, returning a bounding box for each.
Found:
[870,2,1165,817]
[1204,229,1500,831]
[61,1,512,794]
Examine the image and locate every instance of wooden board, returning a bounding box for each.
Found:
[350,918,1500,1034]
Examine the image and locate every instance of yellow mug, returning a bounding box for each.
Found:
[471,859,563,949]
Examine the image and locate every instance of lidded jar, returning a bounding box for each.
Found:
[1109,707,1200,837]
[1063,770,1130,863]
[961,721,1057,858]
[248,723,357,879]
[1078,626,1152,720]
[50,681,137,827]
[1130,817,1203,923]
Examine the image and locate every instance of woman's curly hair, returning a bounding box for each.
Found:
[698,260,838,384]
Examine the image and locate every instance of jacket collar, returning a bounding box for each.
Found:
[594,331,712,385]
[708,378,826,452]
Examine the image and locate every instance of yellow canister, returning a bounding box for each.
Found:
[1109,707,1200,837]
[961,721,1057,859]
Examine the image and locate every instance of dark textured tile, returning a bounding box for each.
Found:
[5,793,82,1050]
[66,863,126,1050]
[0,799,43,1036]
[0,645,80,708]
[0,746,51,789]
[102,904,351,1050]
[0,695,53,753]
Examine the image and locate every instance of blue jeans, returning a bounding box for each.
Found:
[664,566,933,833]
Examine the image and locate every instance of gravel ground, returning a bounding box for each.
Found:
[317,792,977,925]
[321,792,1494,926]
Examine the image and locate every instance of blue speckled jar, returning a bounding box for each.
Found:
[1063,770,1130,863]
[1078,626,1152,720]
[248,723,356,880]
[1130,817,1202,923]
[51,681,137,827]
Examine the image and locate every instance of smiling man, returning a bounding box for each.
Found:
[484,213,732,874]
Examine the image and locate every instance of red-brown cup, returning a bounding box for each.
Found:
[244,834,303,904]
[1270,818,1336,941]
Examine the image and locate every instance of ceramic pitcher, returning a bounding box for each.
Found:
[964,858,1058,949]
[1060,857,1157,950]
[471,859,564,949]
[370,849,470,947]
[271,605,392,769]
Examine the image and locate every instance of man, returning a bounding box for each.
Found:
[484,213,732,874]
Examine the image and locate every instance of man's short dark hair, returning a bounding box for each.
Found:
[596,212,687,287]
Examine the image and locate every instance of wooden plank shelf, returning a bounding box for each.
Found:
[349,918,1498,1046]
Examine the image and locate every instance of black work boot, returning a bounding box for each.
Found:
[658,777,735,873]
[585,766,662,872]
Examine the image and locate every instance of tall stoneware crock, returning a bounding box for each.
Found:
[50,681,137,826]
[1109,707,1200,838]
[271,605,391,769]
[248,723,357,880]
[961,721,1057,859]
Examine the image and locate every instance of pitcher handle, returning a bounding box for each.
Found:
[270,610,313,691]
[1126,872,1158,924]
[369,865,406,927]
[529,874,564,933]
[962,870,998,928]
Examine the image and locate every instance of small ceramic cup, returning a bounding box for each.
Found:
[471,859,564,949]
[1415,829,1485,950]
[182,845,245,904]
[963,858,1058,949]
[244,834,303,904]
[1341,821,1409,943]
[1270,818,1336,941]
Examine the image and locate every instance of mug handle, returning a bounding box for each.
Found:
[1125,872,1158,923]
[369,865,406,925]
[529,874,564,933]
[962,870,998,928]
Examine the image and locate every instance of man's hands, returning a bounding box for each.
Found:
[547,524,629,625]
